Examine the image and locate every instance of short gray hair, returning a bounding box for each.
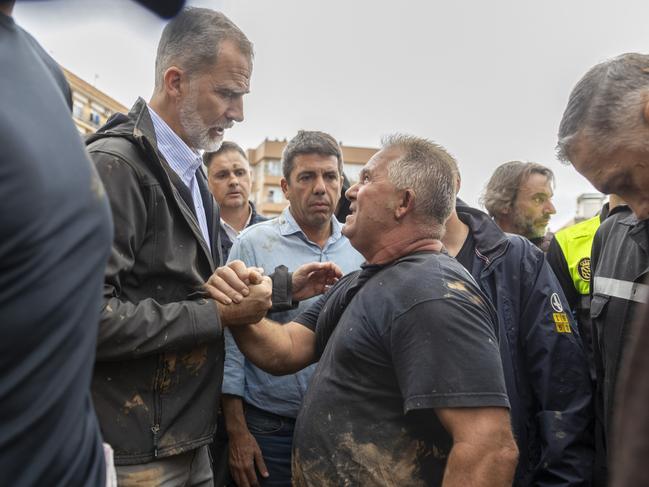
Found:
[381,134,457,238]
[281,130,343,180]
[154,7,253,90]
[481,161,554,219]
[557,53,649,162]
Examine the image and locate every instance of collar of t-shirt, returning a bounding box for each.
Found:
[278,206,344,248]
[147,105,211,249]
[220,203,253,242]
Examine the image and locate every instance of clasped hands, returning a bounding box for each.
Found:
[204,260,343,327]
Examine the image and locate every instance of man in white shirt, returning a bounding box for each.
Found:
[204,142,268,260]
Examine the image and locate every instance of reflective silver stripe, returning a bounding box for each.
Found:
[593,276,649,304]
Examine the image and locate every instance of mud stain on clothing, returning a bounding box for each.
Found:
[181,346,207,375]
[447,280,486,306]
[294,433,428,487]
[122,393,149,415]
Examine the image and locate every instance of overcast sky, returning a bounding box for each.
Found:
[14,0,649,228]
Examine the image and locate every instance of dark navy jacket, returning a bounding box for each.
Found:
[456,202,594,487]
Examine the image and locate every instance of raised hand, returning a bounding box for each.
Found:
[292,261,343,301]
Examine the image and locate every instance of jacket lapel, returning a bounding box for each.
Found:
[130,99,216,269]
[195,166,223,266]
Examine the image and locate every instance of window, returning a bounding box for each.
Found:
[88,111,101,126]
[72,101,84,119]
[265,159,282,177]
[266,186,284,203]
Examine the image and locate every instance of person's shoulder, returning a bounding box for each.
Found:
[238,216,280,241]
[251,212,269,225]
[596,208,631,239]
[380,252,493,319]
[380,252,472,297]
[556,215,600,240]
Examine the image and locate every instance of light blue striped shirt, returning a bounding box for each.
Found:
[147,106,211,249]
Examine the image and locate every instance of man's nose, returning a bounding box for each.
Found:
[545,199,556,215]
[313,175,326,194]
[346,182,359,200]
[226,97,244,123]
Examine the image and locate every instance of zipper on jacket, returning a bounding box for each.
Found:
[152,354,163,458]
[151,424,160,457]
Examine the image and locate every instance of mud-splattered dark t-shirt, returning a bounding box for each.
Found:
[292,252,509,486]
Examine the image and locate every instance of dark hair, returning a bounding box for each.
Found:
[203,141,248,168]
[481,161,554,218]
[154,7,253,90]
[281,130,343,180]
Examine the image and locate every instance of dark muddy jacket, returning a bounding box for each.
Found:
[456,202,594,486]
[86,98,224,465]
[590,210,648,444]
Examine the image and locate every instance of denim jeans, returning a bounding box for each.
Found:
[245,404,295,487]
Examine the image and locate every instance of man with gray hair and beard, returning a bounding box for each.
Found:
[556,52,649,487]
[482,161,557,251]
[215,135,519,486]
[85,8,275,486]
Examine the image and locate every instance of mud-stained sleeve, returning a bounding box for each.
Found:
[389,297,510,413]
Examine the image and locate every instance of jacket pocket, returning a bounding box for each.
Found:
[590,294,610,320]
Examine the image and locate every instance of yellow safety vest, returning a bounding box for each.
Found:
[554,215,601,297]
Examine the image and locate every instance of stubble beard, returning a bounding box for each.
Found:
[512,209,546,240]
[178,91,225,152]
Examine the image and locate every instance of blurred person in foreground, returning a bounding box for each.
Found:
[0,0,185,485]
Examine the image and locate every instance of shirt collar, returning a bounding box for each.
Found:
[278,206,344,246]
[220,203,253,235]
[147,105,202,186]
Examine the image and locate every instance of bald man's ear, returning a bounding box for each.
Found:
[455,175,462,194]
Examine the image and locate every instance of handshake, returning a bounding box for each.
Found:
[203,260,342,327]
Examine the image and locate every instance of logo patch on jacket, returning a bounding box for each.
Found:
[553,312,571,333]
[550,293,563,312]
[577,257,591,281]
